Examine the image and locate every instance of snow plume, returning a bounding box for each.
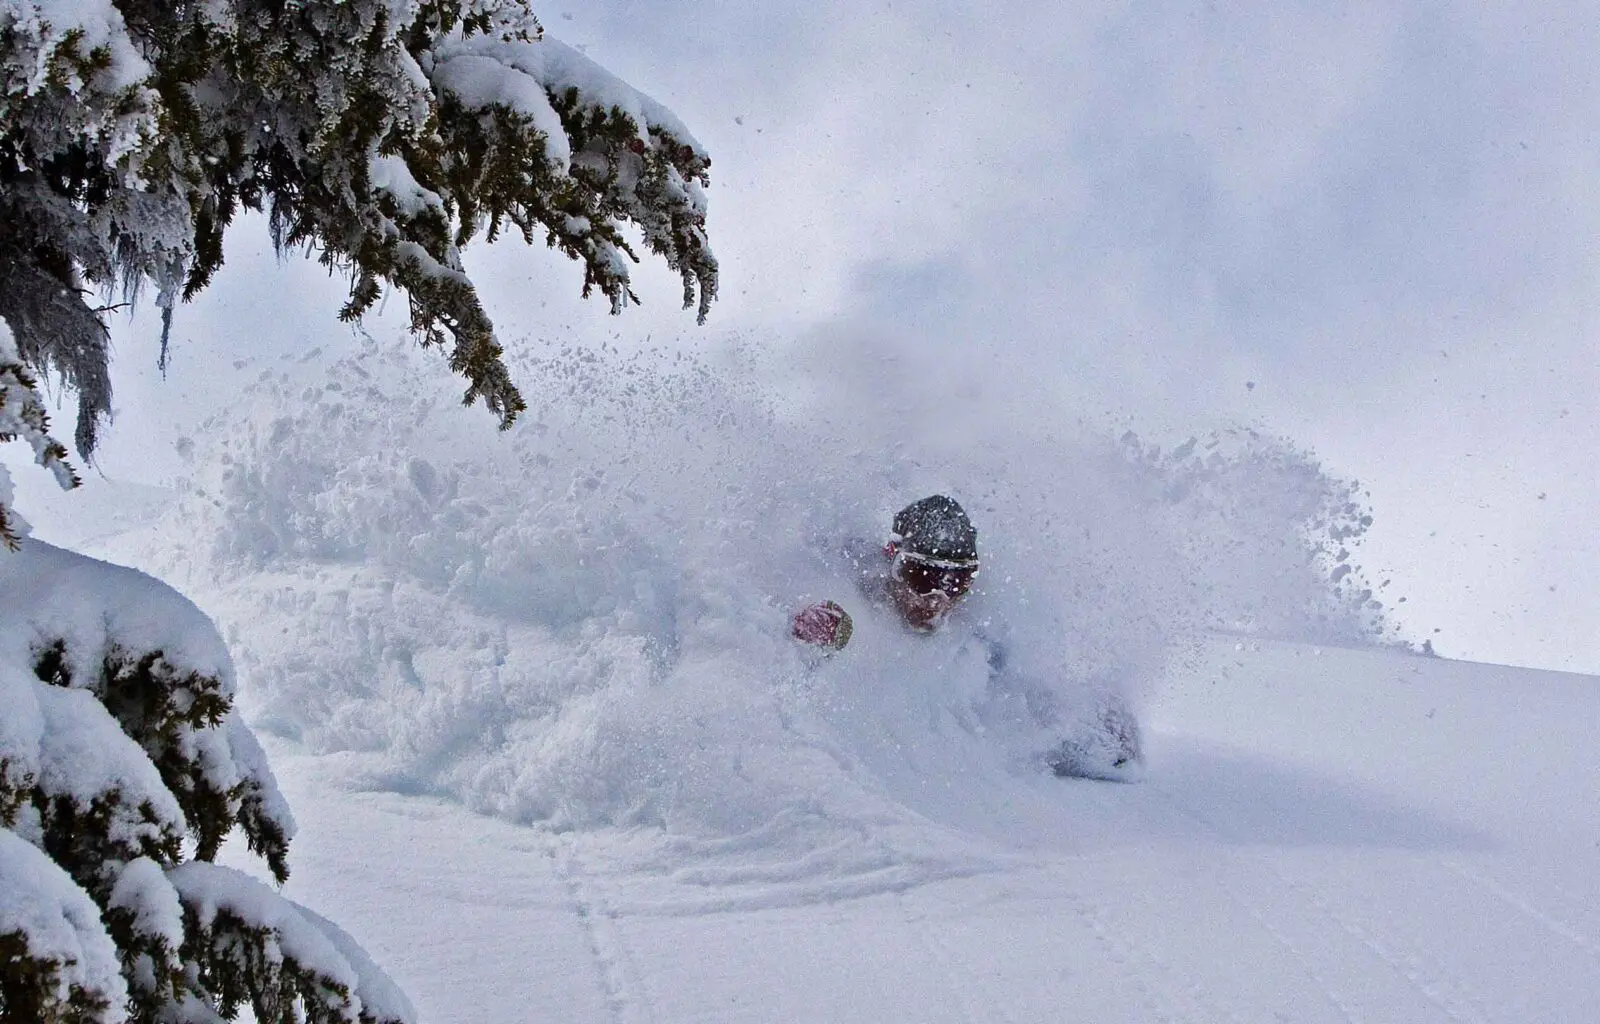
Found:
[124,330,1390,883]
[1116,427,1391,645]
[764,321,1394,650]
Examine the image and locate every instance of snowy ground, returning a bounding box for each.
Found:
[245,638,1600,1023]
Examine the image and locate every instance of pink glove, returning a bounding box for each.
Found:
[791,600,854,650]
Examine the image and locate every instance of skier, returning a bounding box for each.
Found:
[789,494,979,644]
[791,495,1142,779]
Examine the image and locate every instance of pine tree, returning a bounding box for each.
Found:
[1,525,421,1023]
[1,2,717,1019]
[0,0,716,462]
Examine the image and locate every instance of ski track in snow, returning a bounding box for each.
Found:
[1442,857,1600,969]
[1051,880,1199,1024]
[1061,785,1255,1023]
[1202,860,1364,1024]
[1142,778,1498,1024]
[895,892,990,1024]
[547,838,652,1024]
[1138,756,1600,1023]
[1274,863,1493,1024]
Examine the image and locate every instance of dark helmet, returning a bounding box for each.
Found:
[891,495,978,565]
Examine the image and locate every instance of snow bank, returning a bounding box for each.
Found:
[123,333,1386,882]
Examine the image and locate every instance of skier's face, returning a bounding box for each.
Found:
[886,549,977,632]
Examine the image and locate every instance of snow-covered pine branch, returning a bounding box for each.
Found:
[0,0,170,459]
[0,0,716,468]
[168,862,416,1024]
[1,539,416,1023]
[0,322,78,550]
[0,830,127,1024]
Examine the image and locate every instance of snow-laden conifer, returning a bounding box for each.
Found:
[0,538,422,1023]
[0,829,127,1024]
[0,0,715,469]
[1,5,715,1017]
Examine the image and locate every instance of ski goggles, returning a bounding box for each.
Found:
[893,549,979,597]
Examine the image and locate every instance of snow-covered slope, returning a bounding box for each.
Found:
[30,337,1592,1021]
[250,638,1600,1023]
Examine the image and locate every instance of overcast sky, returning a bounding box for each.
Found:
[16,1,1600,672]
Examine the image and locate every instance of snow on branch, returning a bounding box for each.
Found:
[290,904,418,1024]
[168,861,416,1024]
[0,320,78,549]
[0,828,127,1024]
[1,1,718,458]
[1,670,188,872]
[0,538,297,878]
[0,0,157,156]
[425,25,718,323]
[0,0,174,456]
[0,529,425,1021]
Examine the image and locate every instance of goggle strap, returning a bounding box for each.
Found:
[896,550,979,571]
